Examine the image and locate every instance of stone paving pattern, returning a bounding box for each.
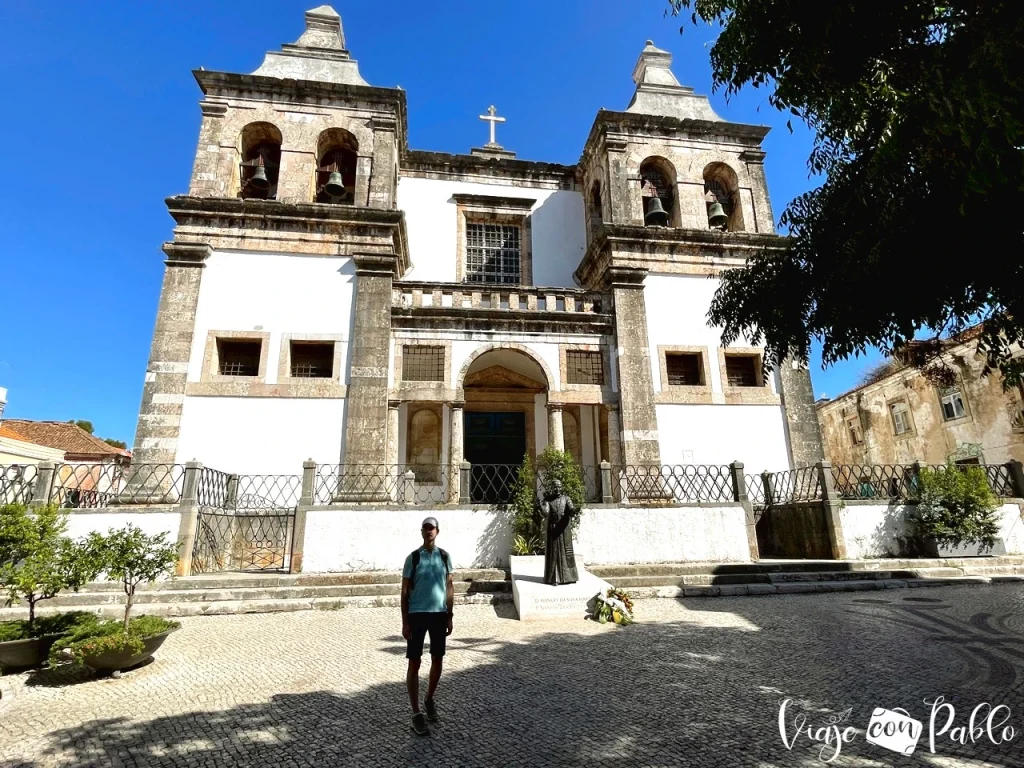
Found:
[2,586,1024,767]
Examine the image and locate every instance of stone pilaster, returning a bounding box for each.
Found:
[605,403,623,468]
[778,357,825,467]
[386,399,401,501]
[448,401,465,503]
[132,242,210,464]
[340,253,398,469]
[605,137,631,225]
[369,117,398,209]
[605,267,661,466]
[547,402,565,451]
[188,103,231,198]
[740,149,775,235]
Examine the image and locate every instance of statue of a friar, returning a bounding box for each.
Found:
[537,478,579,585]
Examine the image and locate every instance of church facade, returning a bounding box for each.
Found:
[131,5,823,488]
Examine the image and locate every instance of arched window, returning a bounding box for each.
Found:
[315,128,359,204]
[588,181,604,240]
[703,162,742,231]
[406,408,441,483]
[239,122,282,200]
[639,157,677,227]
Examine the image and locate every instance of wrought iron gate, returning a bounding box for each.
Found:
[192,508,295,573]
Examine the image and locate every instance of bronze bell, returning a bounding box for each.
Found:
[249,165,271,192]
[707,201,728,228]
[644,196,670,227]
[325,171,346,198]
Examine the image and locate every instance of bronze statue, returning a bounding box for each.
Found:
[538,478,579,585]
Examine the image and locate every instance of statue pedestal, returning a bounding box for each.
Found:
[510,555,613,622]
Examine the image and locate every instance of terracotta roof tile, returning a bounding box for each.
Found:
[0,420,130,458]
[0,423,28,441]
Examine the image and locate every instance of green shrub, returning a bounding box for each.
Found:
[0,504,102,633]
[0,611,100,642]
[509,448,586,552]
[48,615,180,667]
[910,463,1001,550]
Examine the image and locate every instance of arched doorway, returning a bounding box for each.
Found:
[459,346,550,503]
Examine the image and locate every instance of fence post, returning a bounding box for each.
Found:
[30,461,56,508]
[600,460,613,504]
[761,471,773,508]
[300,459,316,506]
[817,460,848,560]
[225,474,239,510]
[403,470,416,504]
[730,461,747,502]
[175,460,203,577]
[1006,460,1024,499]
[459,461,471,504]
[291,459,316,575]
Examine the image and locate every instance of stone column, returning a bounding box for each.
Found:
[291,459,316,575]
[778,357,825,468]
[188,102,231,198]
[547,402,565,451]
[605,403,623,468]
[368,117,398,209]
[818,460,848,560]
[448,401,465,502]
[131,242,211,465]
[605,267,661,466]
[386,400,401,502]
[174,460,203,577]
[604,137,633,225]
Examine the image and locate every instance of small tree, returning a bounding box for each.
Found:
[87,525,178,631]
[0,504,100,634]
[509,448,587,554]
[910,464,1001,551]
[536,447,585,536]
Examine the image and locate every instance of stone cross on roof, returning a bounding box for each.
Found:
[479,105,506,149]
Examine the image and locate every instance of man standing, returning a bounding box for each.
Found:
[401,516,454,735]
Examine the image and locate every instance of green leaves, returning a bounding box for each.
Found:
[86,525,178,590]
[508,448,588,550]
[910,464,1001,549]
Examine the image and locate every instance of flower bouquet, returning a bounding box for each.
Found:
[591,588,634,625]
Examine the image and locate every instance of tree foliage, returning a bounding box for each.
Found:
[67,420,94,434]
[669,1,1024,384]
[86,525,178,630]
[102,438,127,450]
[509,448,587,554]
[910,463,1000,549]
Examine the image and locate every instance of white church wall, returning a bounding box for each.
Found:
[396,177,585,288]
[655,403,790,474]
[187,250,355,384]
[176,397,345,474]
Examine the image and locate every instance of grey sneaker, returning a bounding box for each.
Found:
[425,698,439,722]
[412,712,428,735]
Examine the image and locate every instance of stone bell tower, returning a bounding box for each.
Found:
[575,41,824,468]
[132,5,410,466]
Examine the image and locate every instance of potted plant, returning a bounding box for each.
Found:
[49,524,180,676]
[0,503,101,671]
[508,448,586,555]
[908,463,1001,557]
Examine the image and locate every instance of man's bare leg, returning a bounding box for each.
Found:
[407,658,421,713]
[425,656,442,702]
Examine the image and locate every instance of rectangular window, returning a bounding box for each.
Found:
[890,401,912,435]
[466,222,521,285]
[290,341,334,378]
[566,350,604,385]
[666,353,702,386]
[217,339,261,377]
[724,355,759,387]
[848,418,864,445]
[403,346,445,382]
[940,386,966,420]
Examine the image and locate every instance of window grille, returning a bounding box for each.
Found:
[291,342,334,378]
[725,355,759,387]
[566,350,604,385]
[940,386,966,420]
[217,339,261,377]
[666,353,702,386]
[890,402,912,435]
[403,346,445,382]
[466,223,521,285]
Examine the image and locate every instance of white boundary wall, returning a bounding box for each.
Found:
[839,501,1024,559]
[301,504,751,572]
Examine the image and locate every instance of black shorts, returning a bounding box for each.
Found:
[406,612,448,660]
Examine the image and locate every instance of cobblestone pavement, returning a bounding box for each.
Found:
[3,586,1024,767]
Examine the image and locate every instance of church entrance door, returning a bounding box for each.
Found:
[464,412,526,503]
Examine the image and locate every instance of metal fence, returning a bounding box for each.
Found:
[235,474,302,510]
[0,464,38,505]
[609,465,735,504]
[196,466,231,508]
[830,462,1018,502]
[50,463,185,507]
[314,464,458,505]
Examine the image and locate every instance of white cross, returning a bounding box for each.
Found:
[479,105,505,147]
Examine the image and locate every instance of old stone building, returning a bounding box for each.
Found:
[817,326,1024,466]
[131,5,822,484]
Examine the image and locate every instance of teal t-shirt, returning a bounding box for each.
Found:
[403,546,453,614]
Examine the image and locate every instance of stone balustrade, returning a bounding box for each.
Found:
[391,282,609,314]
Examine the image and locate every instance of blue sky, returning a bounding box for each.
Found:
[0,0,883,445]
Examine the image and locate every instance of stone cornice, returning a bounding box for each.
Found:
[161,241,211,268]
[164,195,409,273]
[352,252,401,278]
[450,193,537,210]
[401,150,578,189]
[193,70,408,151]
[574,224,789,290]
[391,306,613,337]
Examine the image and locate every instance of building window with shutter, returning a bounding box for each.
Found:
[566,350,604,385]
[666,353,703,386]
[939,385,967,421]
[890,401,913,436]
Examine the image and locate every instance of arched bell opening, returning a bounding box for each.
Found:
[315,128,358,204]
[239,122,282,200]
[703,162,744,231]
[639,156,678,228]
